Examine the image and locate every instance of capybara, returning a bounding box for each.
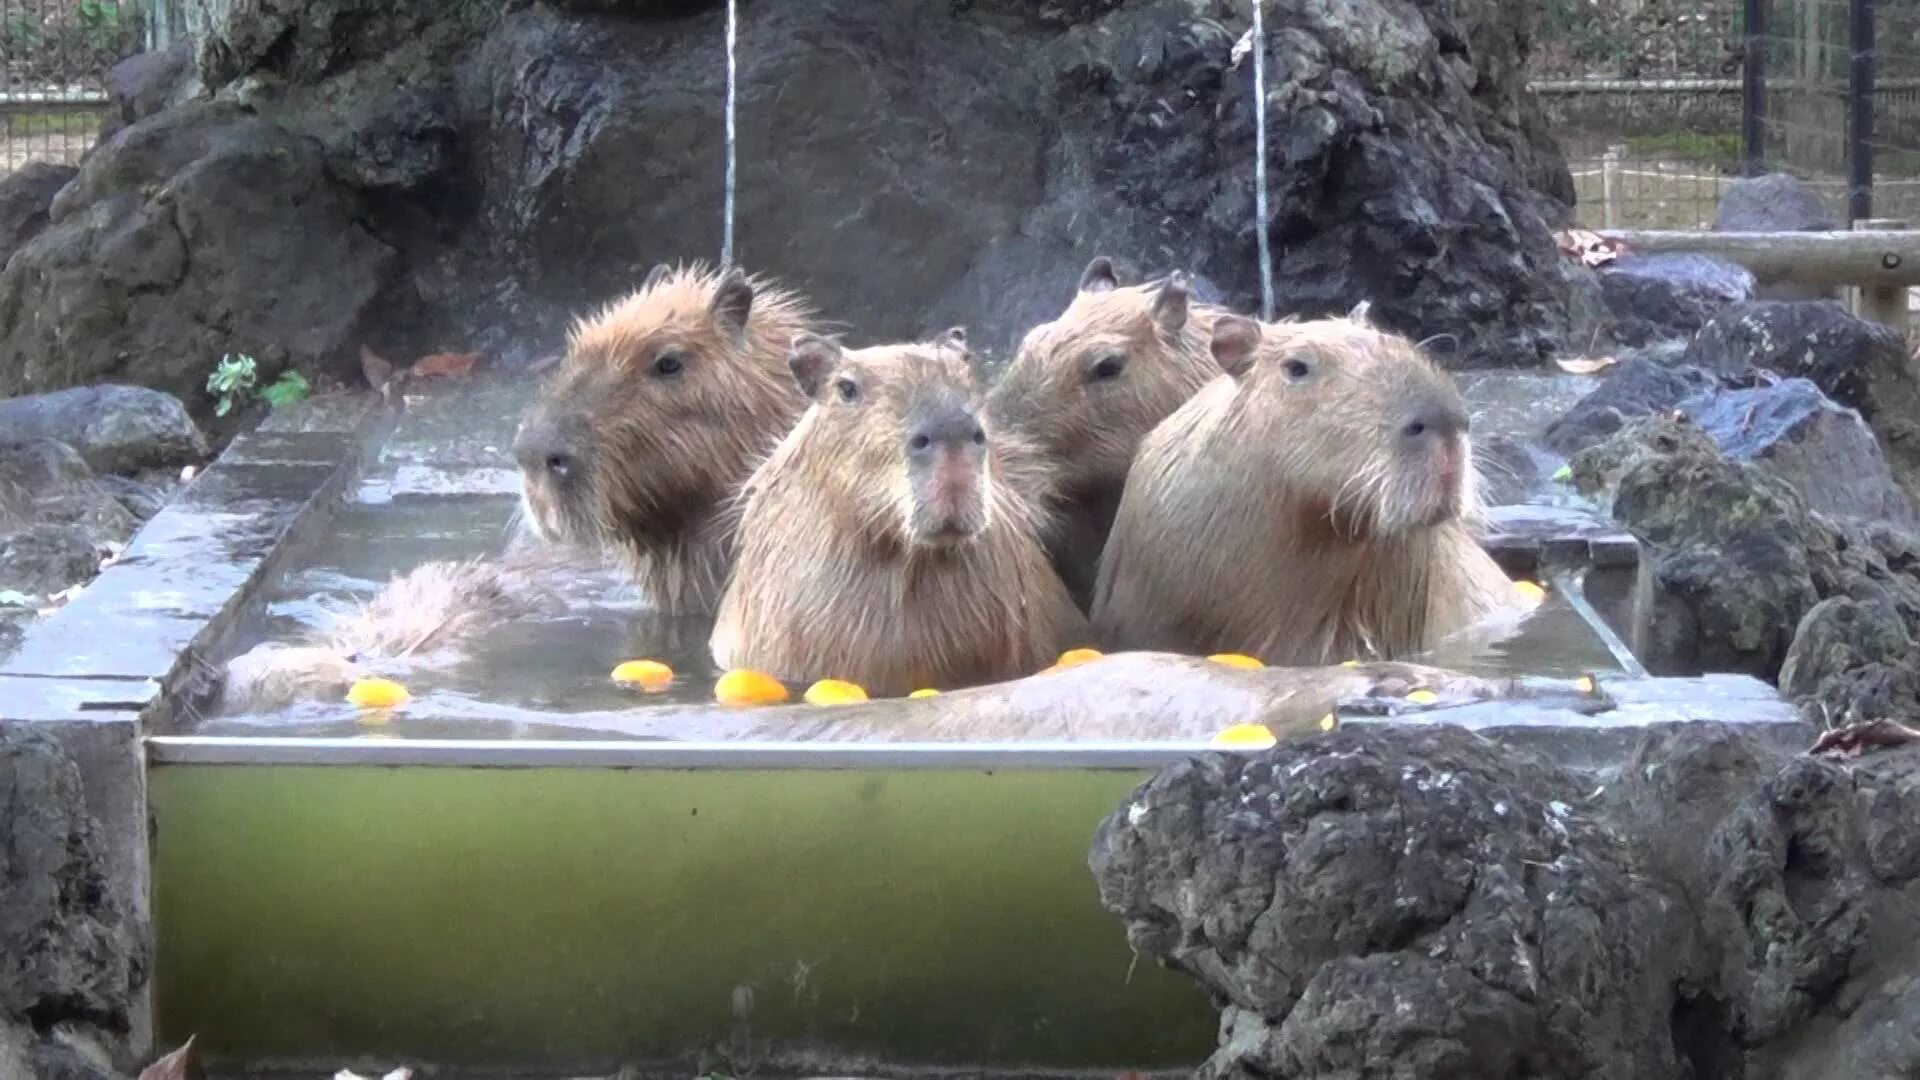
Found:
[513,261,820,614]
[709,329,1090,697]
[1090,310,1527,665]
[217,541,580,714]
[986,256,1227,610]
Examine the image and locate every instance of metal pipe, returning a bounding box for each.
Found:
[1847,0,1875,223]
[1742,0,1766,175]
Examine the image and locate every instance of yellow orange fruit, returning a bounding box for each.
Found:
[1318,713,1338,732]
[1405,689,1440,705]
[804,679,870,706]
[908,688,939,698]
[610,659,674,692]
[1207,653,1265,669]
[1511,580,1547,605]
[1053,647,1103,670]
[1210,723,1278,750]
[714,669,790,705]
[346,678,410,710]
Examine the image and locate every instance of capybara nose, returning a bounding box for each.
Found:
[513,422,580,482]
[1399,406,1470,444]
[907,409,987,457]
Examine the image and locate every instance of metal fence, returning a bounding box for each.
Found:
[0,0,143,172]
[1536,0,1920,230]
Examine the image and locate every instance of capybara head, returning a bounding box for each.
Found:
[781,328,998,549]
[1209,307,1478,537]
[512,262,815,563]
[987,256,1218,496]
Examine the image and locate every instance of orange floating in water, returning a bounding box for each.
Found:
[347,677,410,710]
[1210,723,1278,750]
[1338,659,1359,668]
[715,669,790,706]
[1207,653,1265,669]
[1318,713,1338,732]
[804,679,869,706]
[611,659,674,692]
[1511,580,1547,605]
[1575,674,1597,694]
[908,688,939,699]
[1405,689,1440,706]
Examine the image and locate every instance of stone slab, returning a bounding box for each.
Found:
[1483,503,1640,572]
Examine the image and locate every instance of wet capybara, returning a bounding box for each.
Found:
[1091,309,1527,665]
[986,256,1227,610]
[513,262,821,614]
[217,540,585,714]
[709,329,1090,697]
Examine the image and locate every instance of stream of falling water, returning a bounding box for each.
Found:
[721,0,739,269]
[1251,0,1273,321]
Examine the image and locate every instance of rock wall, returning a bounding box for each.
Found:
[1091,723,1920,1080]
[0,0,1593,409]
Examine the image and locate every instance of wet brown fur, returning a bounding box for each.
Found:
[711,333,1090,697]
[218,543,579,713]
[986,258,1228,609]
[516,262,820,614]
[1091,312,1524,665]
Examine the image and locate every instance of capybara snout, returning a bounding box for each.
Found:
[905,395,989,544]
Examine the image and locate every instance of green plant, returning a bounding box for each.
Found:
[205,355,311,416]
[207,354,258,417]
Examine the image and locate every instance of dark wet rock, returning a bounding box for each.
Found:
[1714,172,1840,234]
[0,163,75,271]
[1678,378,1915,526]
[1089,727,1691,1080]
[1590,416,1822,679]
[1683,300,1920,506]
[1473,434,1545,506]
[1544,357,1717,457]
[323,86,461,191]
[1598,252,1754,347]
[0,388,207,476]
[0,440,143,551]
[1094,720,1920,1079]
[92,476,168,524]
[1778,597,1913,703]
[99,37,198,144]
[0,102,399,406]
[0,525,103,599]
[0,726,147,1032]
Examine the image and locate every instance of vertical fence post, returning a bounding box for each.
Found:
[1601,145,1625,229]
[1742,0,1766,174]
[1846,0,1874,223]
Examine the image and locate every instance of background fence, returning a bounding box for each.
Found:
[1,0,1918,233]
[1537,0,1920,230]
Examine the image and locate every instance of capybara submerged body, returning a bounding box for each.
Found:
[1091,310,1526,666]
[711,330,1089,698]
[513,262,820,615]
[218,541,585,713]
[987,257,1226,610]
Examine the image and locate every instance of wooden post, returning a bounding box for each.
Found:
[1595,228,1920,292]
[1855,219,1911,335]
[1601,145,1625,229]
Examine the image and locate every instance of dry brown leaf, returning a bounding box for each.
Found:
[1552,228,1628,268]
[138,1036,195,1080]
[409,351,480,380]
[1553,355,1619,375]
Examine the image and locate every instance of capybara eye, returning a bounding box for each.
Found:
[1403,420,1426,438]
[836,378,860,404]
[652,350,686,377]
[1283,359,1311,381]
[1090,354,1126,381]
[971,426,987,446]
[910,434,931,451]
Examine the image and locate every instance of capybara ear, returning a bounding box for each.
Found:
[711,269,755,338]
[1347,299,1373,325]
[1152,271,1191,333]
[642,263,673,290]
[1210,315,1262,379]
[1078,256,1119,294]
[935,326,969,355]
[788,335,842,399]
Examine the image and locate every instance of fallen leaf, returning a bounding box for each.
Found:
[138,1036,195,1080]
[409,351,480,380]
[360,345,395,392]
[1553,355,1618,375]
[1810,718,1920,759]
[1552,228,1628,267]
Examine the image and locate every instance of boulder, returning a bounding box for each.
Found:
[99,38,198,144]
[1544,356,1717,457]
[1712,173,1840,302]
[0,102,399,406]
[1597,252,1754,347]
[1778,596,1914,706]
[0,388,207,476]
[1677,378,1915,526]
[0,524,104,599]
[0,726,147,1032]
[1682,300,1920,506]
[1583,416,1822,679]
[0,163,75,270]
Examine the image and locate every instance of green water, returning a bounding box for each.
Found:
[152,764,1216,1074]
